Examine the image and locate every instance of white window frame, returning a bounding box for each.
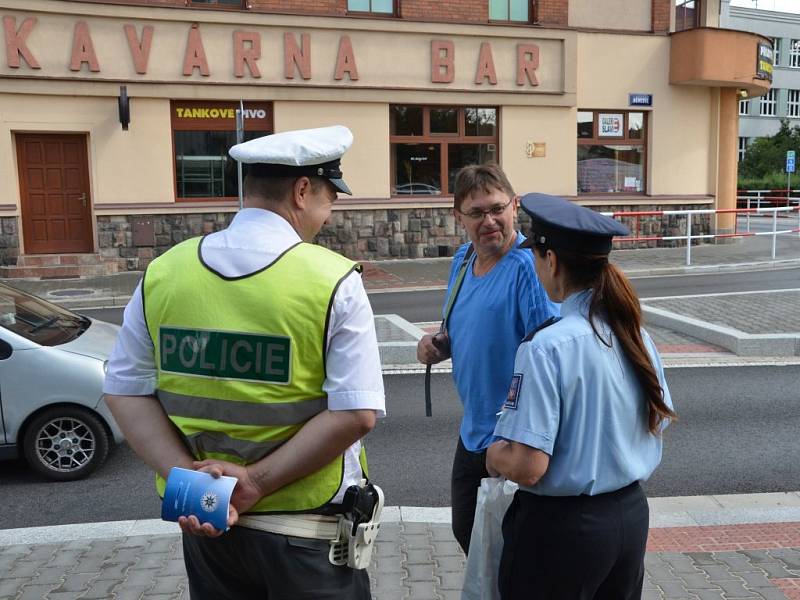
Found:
[774,38,781,67]
[788,90,800,118]
[790,39,800,69]
[739,99,750,115]
[738,137,749,162]
[759,89,777,116]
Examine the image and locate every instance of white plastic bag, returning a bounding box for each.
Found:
[461,477,519,600]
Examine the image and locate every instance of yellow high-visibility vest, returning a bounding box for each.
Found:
[143,236,367,513]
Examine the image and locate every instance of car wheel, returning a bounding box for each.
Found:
[22,406,110,481]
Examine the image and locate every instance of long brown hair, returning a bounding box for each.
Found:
[535,246,677,435]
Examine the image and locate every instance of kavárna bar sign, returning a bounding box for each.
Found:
[159,327,291,384]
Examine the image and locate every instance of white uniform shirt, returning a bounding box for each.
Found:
[104,208,385,504]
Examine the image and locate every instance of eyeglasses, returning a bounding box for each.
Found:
[456,198,514,221]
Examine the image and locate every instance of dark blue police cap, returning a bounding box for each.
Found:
[519,193,629,255]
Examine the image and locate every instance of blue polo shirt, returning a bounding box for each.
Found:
[446,233,557,452]
[494,289,673,496]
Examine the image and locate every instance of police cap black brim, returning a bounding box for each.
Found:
[519,193,629,255]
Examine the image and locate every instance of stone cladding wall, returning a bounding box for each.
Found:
[0,218,19,266]
[0,205,712,269]
[85,203,712,271]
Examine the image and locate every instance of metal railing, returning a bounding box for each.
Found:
[601,206,800,266]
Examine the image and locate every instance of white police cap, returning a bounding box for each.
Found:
[229,125,354,195]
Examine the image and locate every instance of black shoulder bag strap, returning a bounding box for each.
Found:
[424,244,474,417]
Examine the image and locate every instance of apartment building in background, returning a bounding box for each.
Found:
[720,0,800,161]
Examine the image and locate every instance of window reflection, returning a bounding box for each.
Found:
[465,108,497,136]
[175,130,266,198]
[393,144,441,195]
[391,106,424,136]
[430,108,458,134]
[577,145,644,193]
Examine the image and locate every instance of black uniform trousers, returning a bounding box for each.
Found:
[498,481,649,600]
[451,437,490,555]
[182,525,371,600]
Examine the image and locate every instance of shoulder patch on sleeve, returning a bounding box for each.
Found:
[504,373,524,410]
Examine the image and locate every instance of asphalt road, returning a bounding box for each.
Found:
[1,366,798,530]
[77,267,800,326]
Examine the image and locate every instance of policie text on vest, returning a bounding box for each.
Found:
[160,327,291,384]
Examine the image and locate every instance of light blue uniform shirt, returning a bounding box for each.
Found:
[494,289,672,496]
[446,233,558,452]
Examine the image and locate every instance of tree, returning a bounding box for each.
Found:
[739,118,800,182]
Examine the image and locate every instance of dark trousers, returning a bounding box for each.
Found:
[182,526,371,600]
[499,482,649,600]
[451,437,489,555]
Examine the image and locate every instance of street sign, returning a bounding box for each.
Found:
[787,150,796,174]
[629,93,653,107]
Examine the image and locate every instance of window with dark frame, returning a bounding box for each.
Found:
[489,0,533,22]
[170,101,273,201]
[738,137,749,162]
[189,0,245,7]
[390,105,499,197]
[347,0,394,14]
[675,0,700,32]
[577,110,647,195]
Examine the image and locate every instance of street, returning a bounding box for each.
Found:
[1,365,798,530]
[72,267,800,326]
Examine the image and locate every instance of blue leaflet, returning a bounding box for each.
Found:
[161,467,237,531]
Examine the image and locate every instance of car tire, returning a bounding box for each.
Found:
[22,406,110,482]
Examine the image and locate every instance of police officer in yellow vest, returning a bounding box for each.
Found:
[103,125,385,599]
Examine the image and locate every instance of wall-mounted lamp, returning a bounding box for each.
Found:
[118,85,130,131]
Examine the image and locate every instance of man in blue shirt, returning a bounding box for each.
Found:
[416,164,557,554]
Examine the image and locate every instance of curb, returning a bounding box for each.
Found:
[643,305,800,357]
[3,492,800,546]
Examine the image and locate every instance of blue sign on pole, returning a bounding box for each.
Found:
[787,150,796,174]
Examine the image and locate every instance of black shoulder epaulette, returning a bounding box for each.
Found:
[522,316,561,343]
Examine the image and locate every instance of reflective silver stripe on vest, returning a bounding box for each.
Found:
[187,431,284,463]
[157,390,327,426]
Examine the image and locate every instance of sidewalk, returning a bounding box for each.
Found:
[2,493,800,600]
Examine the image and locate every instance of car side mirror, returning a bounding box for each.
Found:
[0,339,12,360]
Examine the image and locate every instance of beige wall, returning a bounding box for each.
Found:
[0,94,174,209]
[274,101,389,200]
[1,1,575,107]
[501,106,576,196]
[569,0,651,31]
[577,33,714,195]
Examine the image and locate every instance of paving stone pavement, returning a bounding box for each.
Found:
[644,291,800,335]
[4,521,800,600]
[643,549,800,600]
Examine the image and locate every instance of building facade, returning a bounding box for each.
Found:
[720,0,800,161]
[0,0,771,276]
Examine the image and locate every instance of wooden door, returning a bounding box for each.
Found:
[16,134,93,254]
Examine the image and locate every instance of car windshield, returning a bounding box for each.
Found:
[0,283,90,346]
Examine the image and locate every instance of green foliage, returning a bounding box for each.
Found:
[738,171,793,191]
[738,119,800,189]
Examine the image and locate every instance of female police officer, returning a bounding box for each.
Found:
[486,193,676,600]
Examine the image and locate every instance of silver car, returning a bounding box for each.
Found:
[0,282,123,481]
